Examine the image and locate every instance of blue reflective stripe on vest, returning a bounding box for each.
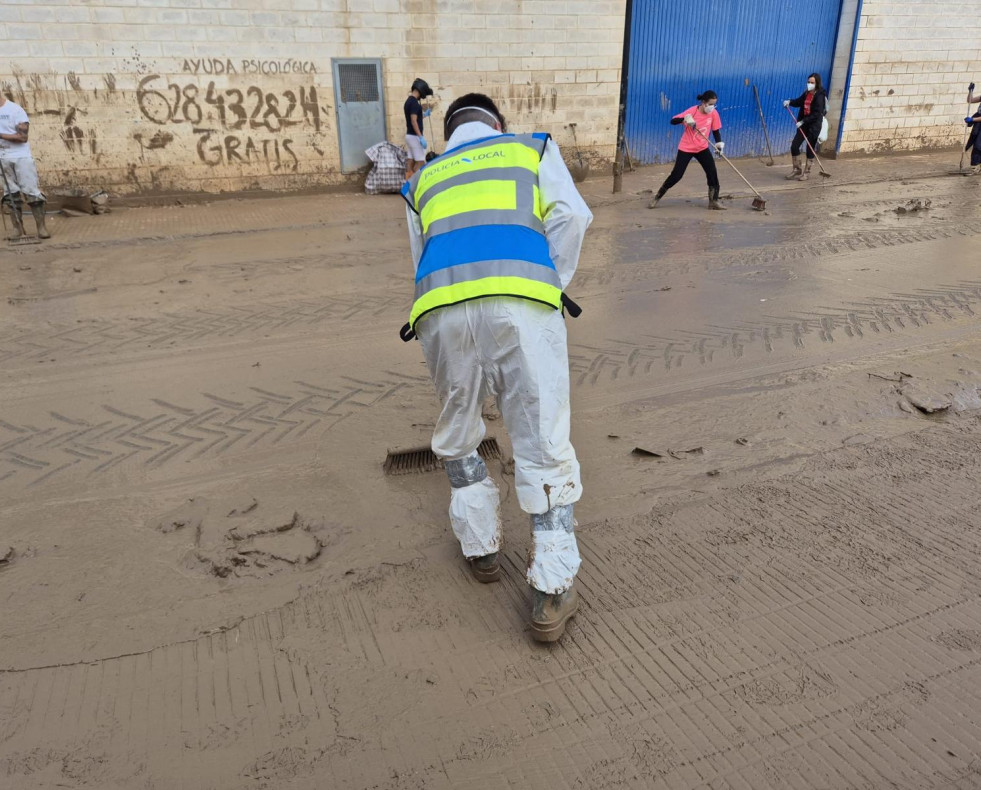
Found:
[415,225,556,283]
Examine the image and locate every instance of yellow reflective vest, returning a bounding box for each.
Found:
[401,132,563,331]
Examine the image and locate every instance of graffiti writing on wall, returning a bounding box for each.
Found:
[137,76,323,132]
[181,59,317,76]
[196,133,298,170]
[59,106,97,155]
[136,75,329,171]
[0,74,100,159]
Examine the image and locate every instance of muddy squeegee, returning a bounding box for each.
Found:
[384,438,502,476]
[5,230,42,246]
[695,127,767,211]
[0,212,41,246]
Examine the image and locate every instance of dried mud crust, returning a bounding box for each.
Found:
[151,495,333,580]
[3,420,981,788]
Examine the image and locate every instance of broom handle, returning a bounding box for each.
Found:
[784,105,828,171]
[0,161,12,235]
[753,85,775,163]
[694,127,764,199]
[961,98,972,170]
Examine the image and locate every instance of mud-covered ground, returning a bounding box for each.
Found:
[2,151,981,789]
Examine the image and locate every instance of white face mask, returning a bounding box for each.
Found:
[807,82,816,91]
[701,104,715,114]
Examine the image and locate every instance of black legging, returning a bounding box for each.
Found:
[658,148,719,194]
[791,124,821,159]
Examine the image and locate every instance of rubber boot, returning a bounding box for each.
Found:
[797,160,812,182]
[3,197,24,240]
[647,188,665,209]
[786,155,803,180]
[29,202,50,239]
[469,552,500,583]
[530,586,578,642]
[707,186,727,210]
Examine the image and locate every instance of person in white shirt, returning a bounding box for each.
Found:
[0,95,49,239]
[400,92,592,642]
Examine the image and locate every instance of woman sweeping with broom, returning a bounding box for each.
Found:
[648,90,726,210]
[783,73,828,181]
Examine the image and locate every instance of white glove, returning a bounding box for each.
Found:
[683,114,696,127]
[783,100,790,108]
[795,121,803,129]
[714,141,725,154]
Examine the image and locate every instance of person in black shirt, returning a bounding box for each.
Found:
[782,73,828,181]
[965,82,981,174]
[404,78,433,180]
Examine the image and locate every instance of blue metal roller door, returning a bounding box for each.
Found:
[625,0,844,163]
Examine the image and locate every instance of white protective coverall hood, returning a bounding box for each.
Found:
[405,121,593,594]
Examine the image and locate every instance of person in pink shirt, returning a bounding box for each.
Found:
[648,90,726,210]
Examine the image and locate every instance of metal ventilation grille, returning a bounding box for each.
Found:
[337,63,379,103]
[384,438,503,476]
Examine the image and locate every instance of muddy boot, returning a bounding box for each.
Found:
[707,186,727,210]
[29,202,50,239]
[797,160,812,182]
[529,586,578,642]
[3,196,24,240]
[647,189,665,209]
[786,155,802,180]
[469,552,500,583]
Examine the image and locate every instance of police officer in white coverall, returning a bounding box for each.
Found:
[401,92,592,642]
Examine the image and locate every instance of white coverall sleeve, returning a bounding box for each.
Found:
[405,202,424,273]
[538,139,593,290]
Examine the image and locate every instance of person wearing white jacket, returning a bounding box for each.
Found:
[0,95,50,240]
[401,92,593,641]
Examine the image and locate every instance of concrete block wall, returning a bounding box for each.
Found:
[837,0,981,154]
[0,0,625,196]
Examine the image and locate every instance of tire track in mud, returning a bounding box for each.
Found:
[3,227,977,370]
[576,225,980,285]
[0,374,427,489]
[0,292,408,367]
[9,211,404,255]
[4,279,980,491]
[569,279,981,386]
[3,422,981,788]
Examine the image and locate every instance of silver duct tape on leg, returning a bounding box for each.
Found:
[444,452,488,489]
[531,503,575,533]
